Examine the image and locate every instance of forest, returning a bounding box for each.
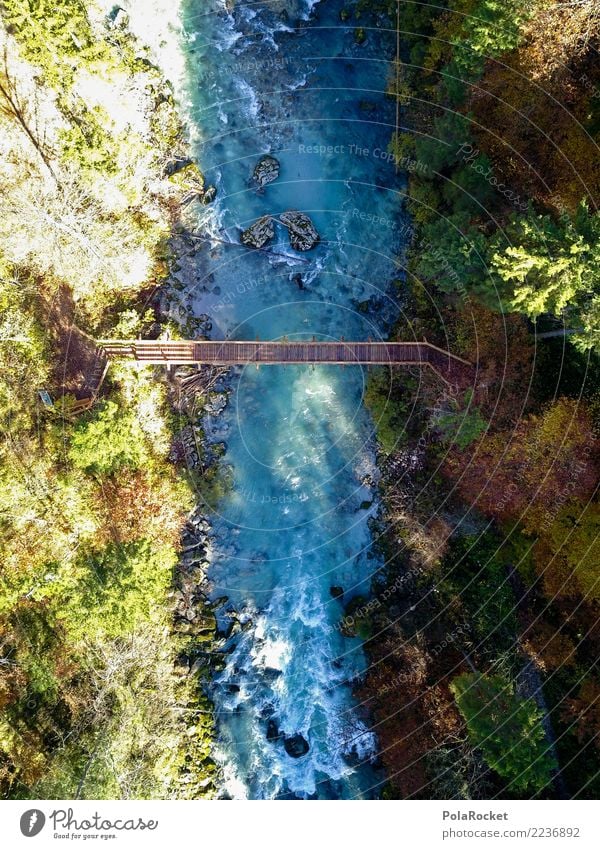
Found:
[0,0,216,798]
[361,0,600,798]
[0,0,598,804]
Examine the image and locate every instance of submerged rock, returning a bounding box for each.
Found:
[241,215,274,249]
[284,734,310,759]
[263,667,282,681]
[167,161,205,203]
[189,656,209,676]
[266,719,281,742]
[253,155,280,187]
[280,210,320,251]
[292,273,305,290]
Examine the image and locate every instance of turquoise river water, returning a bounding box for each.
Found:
[178,0,409,798]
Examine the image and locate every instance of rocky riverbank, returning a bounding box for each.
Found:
[151,264,233,796]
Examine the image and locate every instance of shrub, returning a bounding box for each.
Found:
[69,401,147,475]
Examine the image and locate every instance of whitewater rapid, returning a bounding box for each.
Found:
[129,0,408,798]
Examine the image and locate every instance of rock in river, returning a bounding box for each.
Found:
[240,215,274,249]
[280,210,320,251]
[284,733,310,759]
[253,155,280,187]
[202,185,217,205]
[266,719,281,742]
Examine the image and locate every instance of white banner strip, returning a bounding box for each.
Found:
[0,800,597,849]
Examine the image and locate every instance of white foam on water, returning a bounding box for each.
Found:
[240,7,258,22]
[257,639,291,675]
[300,0,322,21]
[302,252,327,287]
[217,103,229,124]
[285,73,308,91]
[216,26,243,52]
[235,77,261,120]
[210,561,376,798]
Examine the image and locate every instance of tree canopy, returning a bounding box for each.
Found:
[451,672,557,792]
[491,202,600,352]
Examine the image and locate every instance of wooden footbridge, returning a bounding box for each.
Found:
[99,339,473,386]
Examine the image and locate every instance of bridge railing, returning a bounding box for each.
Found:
[98,339,474,386]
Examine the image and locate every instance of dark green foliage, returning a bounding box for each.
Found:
[532,335,600,409]
[414,212,490,299]
[437,405,487,449]
[440,533,517,656]
[364,367,415,453]
[364,0,600,803]
[451,672,557,793]
[441,161,496,217]
[441,0,530,104]
[415,110,474,175]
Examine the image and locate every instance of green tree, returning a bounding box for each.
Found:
[442,0,531,103]
[490,201,600,351]
[440,533,517,654]
[1,0,101,89]
[535,501,600,602]
[451,672,557,793]
[54,539,177,642]
[437,391,488,449]
[0,268,49,433]
[415,211,490,299]
[445,397,599,532]
[69,401,147,475]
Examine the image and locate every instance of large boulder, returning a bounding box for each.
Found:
[284,733,310,759]
[253,155,280,187]
[280,211,320,251]
[240,215,274,249]
[167,161,206,204]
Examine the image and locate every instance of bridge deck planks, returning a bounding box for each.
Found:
[99,339,473,385]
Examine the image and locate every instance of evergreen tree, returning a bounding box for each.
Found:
[491,201,600,352]
[451,672,557,793]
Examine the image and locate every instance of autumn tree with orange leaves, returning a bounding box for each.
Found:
[445,397,599,531]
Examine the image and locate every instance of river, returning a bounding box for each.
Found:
[174,0,406,799]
